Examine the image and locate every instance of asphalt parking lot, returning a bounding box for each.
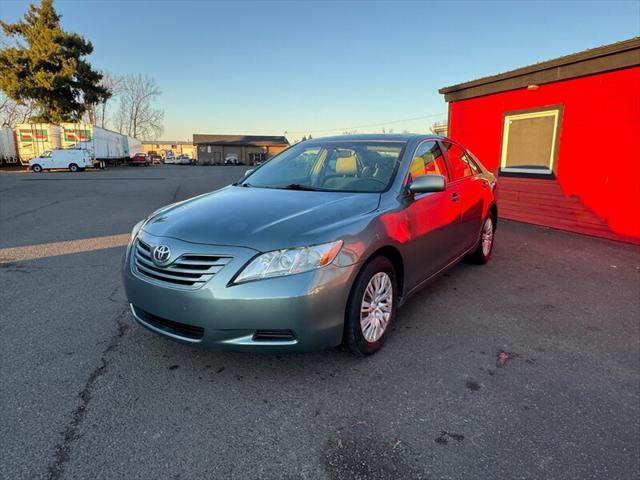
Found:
[1,165,639,480]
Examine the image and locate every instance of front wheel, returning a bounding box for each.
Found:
[31,164,42,173]
[466,215,495,264]
[69,163,79,172]
[344,256,397,356]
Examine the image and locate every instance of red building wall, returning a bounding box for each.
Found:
[448,67,640,240]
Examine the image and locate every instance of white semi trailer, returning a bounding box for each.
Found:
[0,127,18,166]
[15,123,62,163]
[60,123,126,164]
[123,135,142,158]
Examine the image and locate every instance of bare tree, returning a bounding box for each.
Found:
[0,92,34,127]
[82,71,122,128]
[114,98,129,135]
[97,72,122,128]
[117,74,164,139]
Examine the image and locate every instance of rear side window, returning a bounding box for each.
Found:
[443,142,474,180]
[408,141,448,181]
[465,150,482,174]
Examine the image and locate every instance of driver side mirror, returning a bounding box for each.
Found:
[408,174,446,194]
[243,169,254,176]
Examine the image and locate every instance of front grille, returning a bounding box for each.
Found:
[134,239,231,288]
[137,308,204,340]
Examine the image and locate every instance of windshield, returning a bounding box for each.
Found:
[242,141,406,193]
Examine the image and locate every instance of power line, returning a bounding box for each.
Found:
[285,112,446,135]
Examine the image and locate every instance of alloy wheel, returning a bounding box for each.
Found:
[360,272,393,343]
[482,217,494,256]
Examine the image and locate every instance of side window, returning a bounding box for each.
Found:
[465,151,481,174]
[443,142,473,180]
[408,141,448,182]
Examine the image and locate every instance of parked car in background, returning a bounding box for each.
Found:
[164,153,176,165]
[224,153,241,165]
[150,154,163,164]
[129,153,150,167]
[123,134,497,356]
[29,149,96,172]
[177,154,191,165]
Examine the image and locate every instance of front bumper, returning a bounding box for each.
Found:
[122,232,359,352]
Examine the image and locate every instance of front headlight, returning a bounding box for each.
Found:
[130,220,145,243]
[234,240,343,283]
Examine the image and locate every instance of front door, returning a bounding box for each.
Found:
[38,151,54,169]
[403,141,460,290]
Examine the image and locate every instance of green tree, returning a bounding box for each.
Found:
[0,0,110,123]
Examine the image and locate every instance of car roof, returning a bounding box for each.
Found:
[303,133,445,143]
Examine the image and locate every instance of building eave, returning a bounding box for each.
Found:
[439,37,640,102]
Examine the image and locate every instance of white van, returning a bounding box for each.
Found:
[29,149,97,172]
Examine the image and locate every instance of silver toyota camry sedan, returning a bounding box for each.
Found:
[123,134,497,355]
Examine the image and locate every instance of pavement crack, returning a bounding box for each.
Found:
[171,184,181,202]
[0,199,63,222]
[105,285,125,304]
[46,308,130,480]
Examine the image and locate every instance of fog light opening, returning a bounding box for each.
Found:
[253,329,296,342]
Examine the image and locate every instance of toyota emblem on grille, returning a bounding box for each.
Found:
[152,245,171,265]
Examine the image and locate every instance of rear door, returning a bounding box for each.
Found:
[403,140,460,289]
[442,141,485,254]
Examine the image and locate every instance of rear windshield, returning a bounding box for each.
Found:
[242,141,406,193]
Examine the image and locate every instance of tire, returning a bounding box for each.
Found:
[466,214,495,264]
[344,256,397,356]
[31,164,42,173]
[69,163,79,172]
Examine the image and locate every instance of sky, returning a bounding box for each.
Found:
[1,0,639,142]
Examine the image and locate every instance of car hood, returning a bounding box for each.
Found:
[142,185,381,251]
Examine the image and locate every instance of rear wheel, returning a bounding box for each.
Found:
[466,215,495,264]
[69,163,79,172]
[344,256,397,356]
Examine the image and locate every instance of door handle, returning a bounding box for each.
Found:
[451,192,461,203]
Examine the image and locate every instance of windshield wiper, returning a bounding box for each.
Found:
[279,183,327,191]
